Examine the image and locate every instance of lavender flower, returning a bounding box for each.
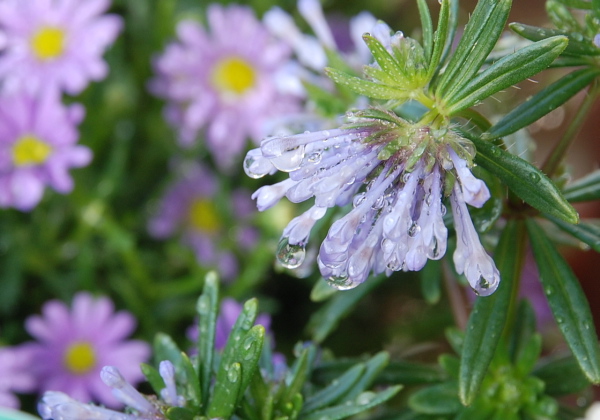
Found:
[150,4,300,169]
[39,363,182,420]
[22,292,150,407]
[148,163,257,280]
[245,109,500,296]
[0,345,35,408]
[0,90,92,211]
[0,0,122,95]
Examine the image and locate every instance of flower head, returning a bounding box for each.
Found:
[23,292,150,406]
[150,4,300,169]
[245,109,500,295]
[0,90,92,211]
[148,163,257,280]
[0,345,35,408]
[0,0,122,95]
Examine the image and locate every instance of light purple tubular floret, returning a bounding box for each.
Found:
[245,123,500,296]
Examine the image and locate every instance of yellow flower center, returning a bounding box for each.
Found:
[12,135,52,166]
[188,198,221,233]
[63,341,97,375]
[31,26,66,60]
[211,57,256,96]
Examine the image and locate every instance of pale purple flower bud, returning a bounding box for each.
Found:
[451,183,500,296]
[448,147,490,208]
[252,179,299,211]
[594,34,600,48]
[39,391,137,420]
[159,361,184,407]
[298,0,337,49]
[101,366,156,415]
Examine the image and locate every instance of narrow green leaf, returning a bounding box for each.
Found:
[563,169,600,202]
[310,278,337,302]
[484,68,600,139]
[140,363,165,396]
[547,0,583,31]
[206,362,242,418]
[466,133,579,224]
[302,364,366,414]
[166,407,196,420]
[154,333,184,370]
[508,300,537,365]
[344,352,390,399]
[300,386,402,420]
[459,220,524,406]
[307,274,385,343]
[409,383,461,415]
[510,23,600,56]
[362,34,409,82]
[180,352,201,405]
[278,346,311,410]
[514,333,542,376]
[533,355,591,395]
[417,0,433,61]
[555,0,592,9]
[526,220,600,383]
[220,298,258,375]
[326,67,408,100]
[436,0,512,100]
[545,215,600,252]
[420,259,442,304]
[197,272,219,410]
[447,36,568,114]
[426,0,450,80]
[234,325,265,403]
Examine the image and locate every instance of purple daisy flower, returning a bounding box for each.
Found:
[0,90,92,211]
[245,108,500,296]
[22,292,150,407]
[150,4,301,170]
[148,163,257,280]
[0,0,122,95]
[0,345,36,409]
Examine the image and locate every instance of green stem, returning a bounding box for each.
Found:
[542,79,600,177]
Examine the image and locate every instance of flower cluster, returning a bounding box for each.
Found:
[150,4,301,170]
[17,292,150,407]
[0,0,122,211]
[149,163,258,280]
[245,109,500,296]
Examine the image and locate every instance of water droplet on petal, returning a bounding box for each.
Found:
[327,273,359,290]
[308,150,322,163]
[270,145,306,172]
[353,192,366,208]
[276,237,306,269]
[408,221,421,237]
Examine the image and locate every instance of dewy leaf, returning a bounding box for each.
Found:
[436,0,512,100]
[446,36,568,114]
[533,355,591,396]
[459,220,524,406]
[326,67,408,100]
[301,363,365,414]
[300,386,402,420]
[417,0,433,61]
[526,220,600,384]
[197,272,219,409]
[427,0,450,81]
[563,169,600,202]
[466,133,579,224]
[362,34,409,82]
[409,383,461,415]
[484,68,600,139]
[206,362,242,418]
[233,325,265,403]
[545,215,600,252]
[510,23,600,56]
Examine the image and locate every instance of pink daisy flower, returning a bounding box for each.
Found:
[22,292,150,407]
[0,90,92,211]
[150,4,301,170]
[0,0,123,95]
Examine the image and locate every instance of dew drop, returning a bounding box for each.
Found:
[276,237,306,269]
[472,273,499,296]
[528,172,541,183]
[387,257,401,271]
[308,150,322,164]
[347,176,356,185]
[356,391,376,406]
[544,286,554,296]
[372,195,385,210]
[572,32,584,42]
[353,192,366,208]
[490,147,501,157]
[440,204,447,216]
[327,273,359,290]
[227,366,239,383]
[270,145,306,172]
[243,154,267,179]
[408,221,421,237]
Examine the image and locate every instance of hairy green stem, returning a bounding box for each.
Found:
[542,79,600,177]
